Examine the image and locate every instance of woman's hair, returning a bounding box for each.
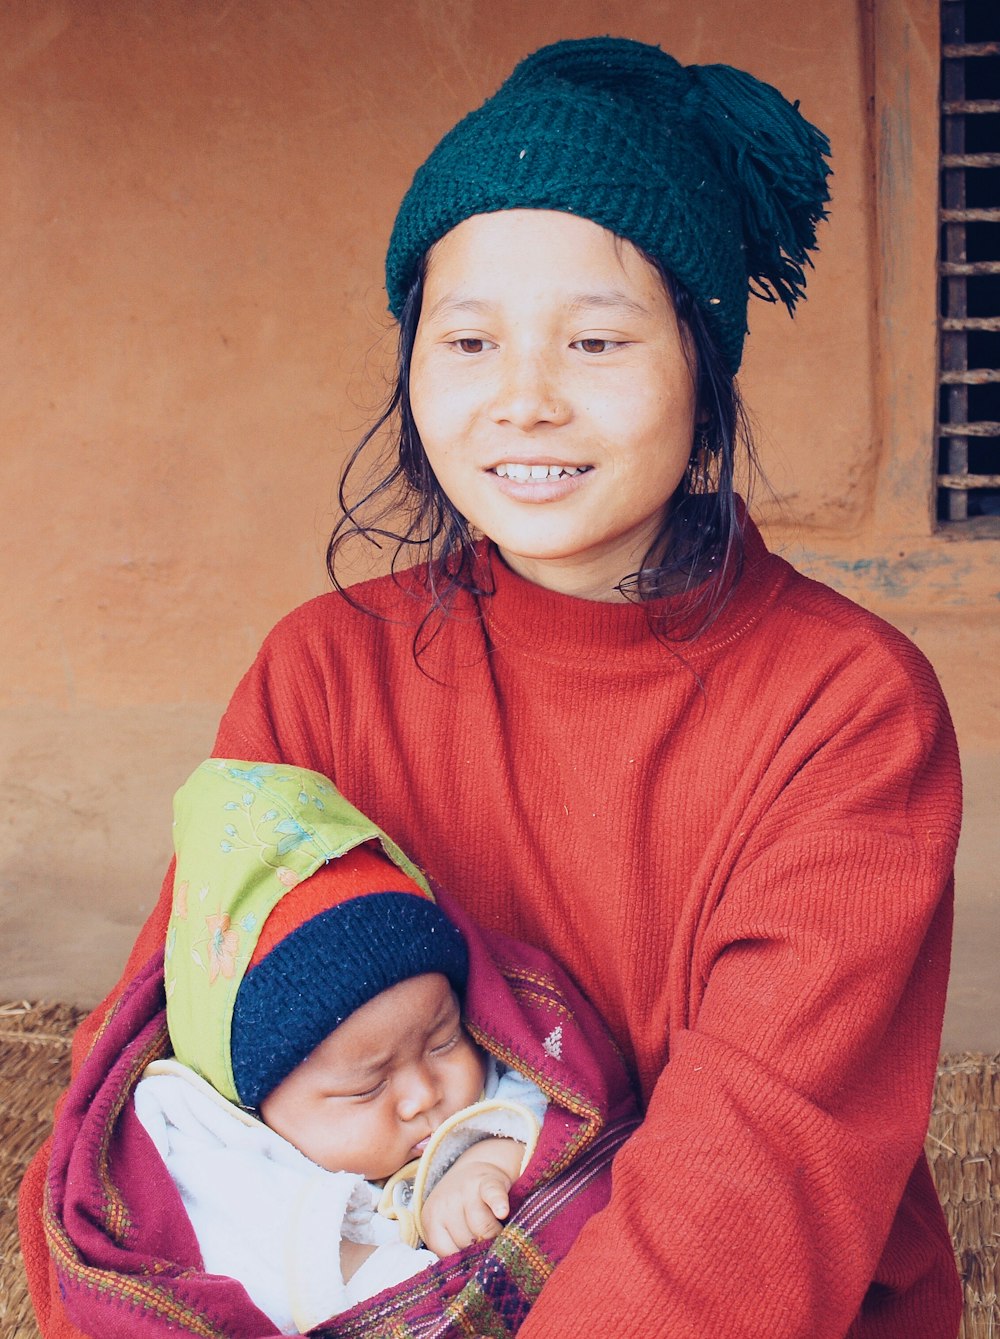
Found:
[327,249,758,657]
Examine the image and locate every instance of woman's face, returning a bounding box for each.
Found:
[409,209,697,600]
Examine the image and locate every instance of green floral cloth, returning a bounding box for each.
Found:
[166,759,432,1104]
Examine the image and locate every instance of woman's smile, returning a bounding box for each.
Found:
[489,459,593,502]
[491,463,589,481]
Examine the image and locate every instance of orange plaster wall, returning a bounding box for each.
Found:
[3,0,876,711]
[1,2,995,1044]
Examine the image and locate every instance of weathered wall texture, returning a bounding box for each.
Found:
[2,1,996,1045]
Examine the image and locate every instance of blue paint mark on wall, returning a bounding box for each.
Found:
[799,547,998,606]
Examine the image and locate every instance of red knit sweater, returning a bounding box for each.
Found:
[22,520,962,1338]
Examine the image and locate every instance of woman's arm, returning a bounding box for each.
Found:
[515,656,961,1339]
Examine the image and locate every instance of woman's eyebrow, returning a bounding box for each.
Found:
[423,295,493,322]
[424,291,653,322]
[566,291,652,317]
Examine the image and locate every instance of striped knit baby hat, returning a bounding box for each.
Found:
[385,36,831,373]
[166,760,468,1109]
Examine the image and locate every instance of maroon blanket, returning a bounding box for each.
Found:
[44,891,640,1337]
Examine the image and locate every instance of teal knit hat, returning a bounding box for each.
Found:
[385,36,831,373]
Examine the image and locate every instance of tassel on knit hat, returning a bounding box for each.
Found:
[165,760,467,1109]
[385,35,832,373]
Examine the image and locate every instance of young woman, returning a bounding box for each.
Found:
[23,36,962,1339]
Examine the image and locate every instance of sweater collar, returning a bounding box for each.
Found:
[477,506,780,667]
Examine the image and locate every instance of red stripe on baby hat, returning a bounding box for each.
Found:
[247,842,431,969]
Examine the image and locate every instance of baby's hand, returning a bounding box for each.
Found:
[419,1137,524,1258]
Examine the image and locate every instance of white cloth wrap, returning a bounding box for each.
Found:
[134,1062,435,1334]
[133,1056,546,1333]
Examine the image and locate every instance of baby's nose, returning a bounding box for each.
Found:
[396,1066,440,1121]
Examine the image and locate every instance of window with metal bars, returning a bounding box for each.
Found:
[938,0,1000,525]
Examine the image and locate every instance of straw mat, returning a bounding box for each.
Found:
[928,1053,1000,1339]
[0,1002,996,1338]
[0,1001,86,1339]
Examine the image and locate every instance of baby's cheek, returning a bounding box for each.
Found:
[470,1043,489,1095]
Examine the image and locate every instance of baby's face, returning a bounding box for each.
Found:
[259,972,486,1180]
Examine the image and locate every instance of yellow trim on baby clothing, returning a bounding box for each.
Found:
[377,1097,539,1248]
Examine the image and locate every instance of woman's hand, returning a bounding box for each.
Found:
[419,1137,524,1257]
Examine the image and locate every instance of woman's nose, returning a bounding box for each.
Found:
[488,351,569,431]
[396,1065,441,1122]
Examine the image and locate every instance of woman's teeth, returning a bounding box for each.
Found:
[494,463,585,480]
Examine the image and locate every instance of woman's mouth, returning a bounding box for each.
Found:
[492,463,590,481]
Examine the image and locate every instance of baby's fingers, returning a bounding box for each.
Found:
[480,1180,510,1222]
[439,1225,464,1257]
[421,1211,462,1258]
[465,1200,504,1242]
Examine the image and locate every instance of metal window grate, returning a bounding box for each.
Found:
[938,0,1000,524]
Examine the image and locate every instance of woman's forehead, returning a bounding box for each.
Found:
[422,209,669,310]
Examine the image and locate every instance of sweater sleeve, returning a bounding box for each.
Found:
[516,648,961,1338]
[211,602,341,776]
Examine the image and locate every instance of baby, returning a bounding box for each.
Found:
[134,760,546,1334]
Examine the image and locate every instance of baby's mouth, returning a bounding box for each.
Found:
[492,464,590,481]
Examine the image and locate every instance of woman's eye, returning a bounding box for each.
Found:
[454,337,487,354]
[574,338,617,354]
